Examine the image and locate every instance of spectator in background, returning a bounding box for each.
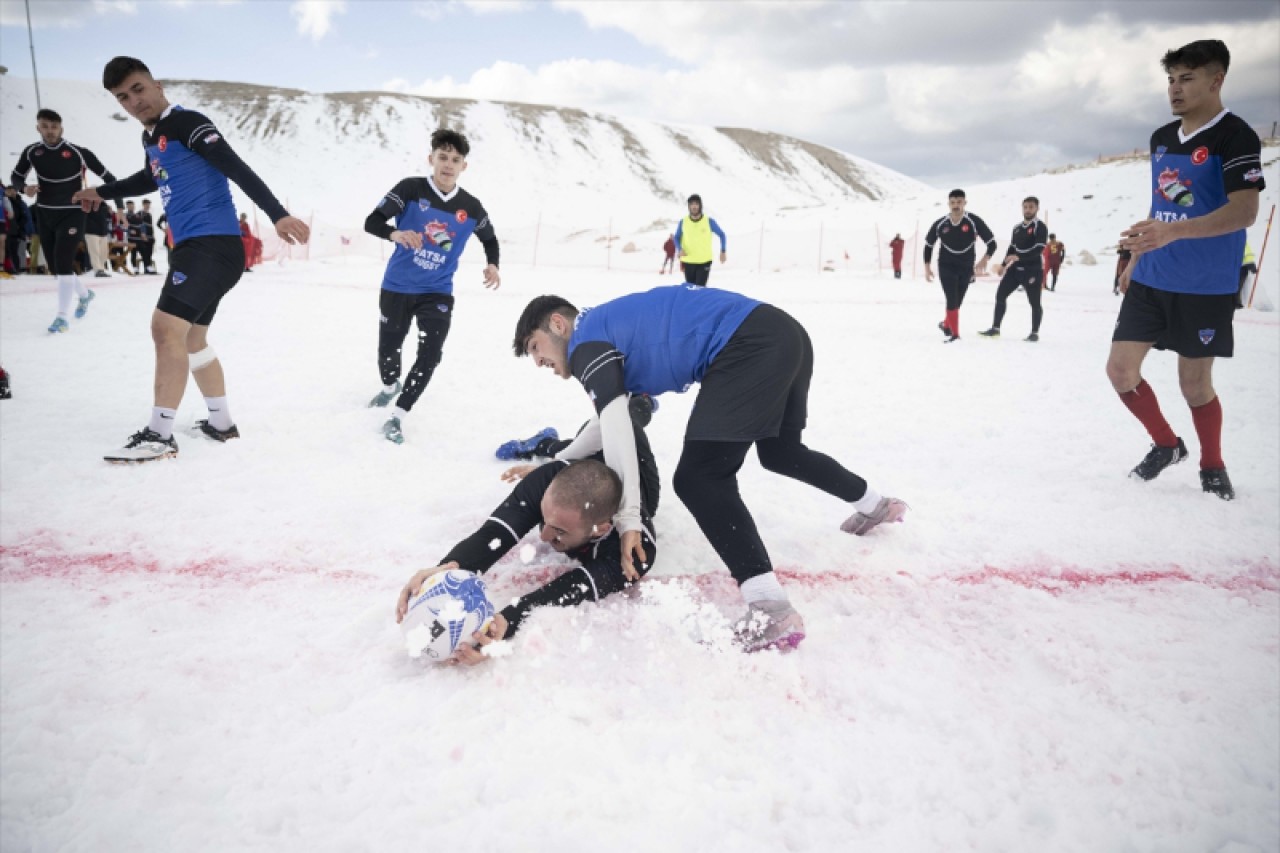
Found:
[1,190,11,278]
[124,200,143,272]
[889,233,905,279]
[138,199,158,273]
[85,201,114,277]
[5,186,34,274]
[1046,233,1066,290]
[156,212,174,263]
[661,233,676,274]
[238,213,262,272]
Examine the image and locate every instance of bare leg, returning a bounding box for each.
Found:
[152,309,192,409]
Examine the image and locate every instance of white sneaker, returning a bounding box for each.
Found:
[841,497,908,536]
[104,428,178,463]
[733,600,806,653]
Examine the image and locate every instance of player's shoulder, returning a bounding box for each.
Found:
[454,185,487,213]
[390,176,431,198]
[1150,120,1180,147]
[1213,111,1260,144]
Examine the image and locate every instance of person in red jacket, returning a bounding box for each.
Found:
[238,213,262,272]
[889,233,905,279]
[661,234,676,274]
[1046,234,1065,290]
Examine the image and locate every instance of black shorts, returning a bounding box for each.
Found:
[156,235,245,326]
[686,304,811,442]
[1113,280,1235,359]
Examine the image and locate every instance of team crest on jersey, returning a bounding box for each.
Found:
[1199,328,1215,345]
[33,149,43,157]
[62,150,72,158]
[1244,168,1263,183]
[1154,145,1167,162]
[1156,167,1194,208]
[1191,146,1209,165]
[455,209,468,223]
[158,136,167,152]
[423,220,455,252]
[961,224,970,232]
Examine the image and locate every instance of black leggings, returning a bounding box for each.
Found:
[672,430,868,585]
[377,290,454,413]
[35,208,86,276]
[938,263,971,310]
[992,265,1044,332]
[683,261,712,286]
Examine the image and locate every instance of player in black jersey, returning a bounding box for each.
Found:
[394,457,659,665]
[923,189,996,342]
[10,108,119,333]
[979,197,1049,341]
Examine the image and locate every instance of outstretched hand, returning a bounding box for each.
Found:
[71,187,103,212]
[394,561,459,623]
[275,215,311,245]
[449,613,510,666]
[483,264,501,289]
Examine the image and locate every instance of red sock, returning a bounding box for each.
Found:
[1118,380,1178,447]
[1190,396,1224,469]
[947,309,959,337]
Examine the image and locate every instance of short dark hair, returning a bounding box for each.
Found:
[1023,196,1039,205]
[949,189,966,199]
[1162,40,1230,75]
[430,128,470,157]
[548,459,623,527]
[36,108,62,123]
[512,295,579,357]
[688,194,702,204]
[103,56,151,90]
[1049,233,1056,239]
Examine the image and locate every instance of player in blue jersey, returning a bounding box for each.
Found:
[363,129,500,444]
[513,285,908,653]
[73,57,310,463]
[1110,40,1264,501]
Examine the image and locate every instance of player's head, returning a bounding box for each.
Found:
[429,128,470,188]
[126,200,136,210]
[103,57,169,128]
[948,189,966,213]
[1022,196,1039,219]
[1049,233,1056,240]
[688,194,703,217]
[513,294,579,378]
[35,109,62,145]
[142,199,151,208]
[1161,40,1229,116]
[540,460,623,551]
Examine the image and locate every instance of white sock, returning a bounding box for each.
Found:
[852,487,883,515]
[391,406,408,421]
[72,274,89,299]
[148,407,178,439]
[740,572,788,605]
[383,382,398,394]
[204,396,233,431]
[56,276,76,320]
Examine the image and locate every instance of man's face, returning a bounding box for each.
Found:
[110,71,169,127]
[948,196,966,215]
[1167,64,1223,117]
[1021,201,1038,220]
[36,119,62,146]
[524,319,572,379]
[688,201,702,218]
[126,202,135,211]
[429,146,468,187]
[539,489,606,552]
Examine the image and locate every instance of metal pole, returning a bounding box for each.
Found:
[1247,204,1275,309]
[25,0,41,110]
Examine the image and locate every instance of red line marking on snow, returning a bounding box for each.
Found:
[2,537,1276,597]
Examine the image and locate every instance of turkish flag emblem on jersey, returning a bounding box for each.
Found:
[962,224,970,232]
[62,150,72,158]
[158,137,168,152]
[1191,146,1209,165]
[455,210,468,224]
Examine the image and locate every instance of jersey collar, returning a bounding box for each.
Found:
[1178,108,1229,145]
[427,175,458,202]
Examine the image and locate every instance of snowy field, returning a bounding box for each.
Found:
[2,257,1278,852]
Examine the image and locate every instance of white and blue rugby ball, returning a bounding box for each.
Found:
[401,569,496,662]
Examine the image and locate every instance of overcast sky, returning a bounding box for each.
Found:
[2,0,1277,186]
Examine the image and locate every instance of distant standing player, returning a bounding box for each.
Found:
[363,129,500,445]
[1110,39,1263,500]
[674,194,726,286]
[1045,234,1066,290]
[10,108,119,332]
[979,196,1049,341]
[923,189,996,342]
[73,56,310,462]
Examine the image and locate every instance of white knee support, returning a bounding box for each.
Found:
[189,346,217,372]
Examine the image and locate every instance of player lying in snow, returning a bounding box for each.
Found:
[395,455,658,666]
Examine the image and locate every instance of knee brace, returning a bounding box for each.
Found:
[189,346,217,372]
